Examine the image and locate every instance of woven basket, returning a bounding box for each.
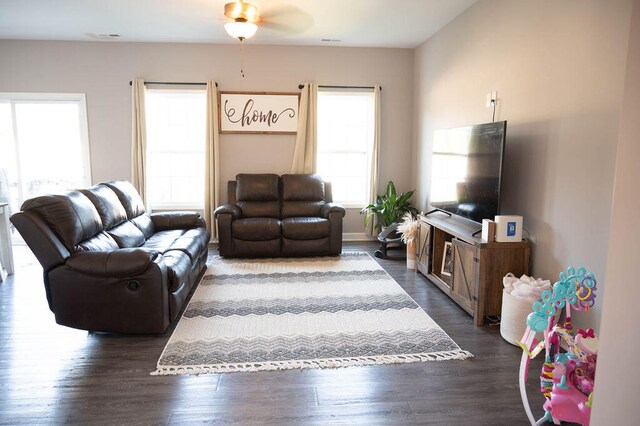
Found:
[500,290,533,346]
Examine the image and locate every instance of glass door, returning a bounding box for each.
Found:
[0,93,91,244]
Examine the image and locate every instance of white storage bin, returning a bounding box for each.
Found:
[500,289,533,346]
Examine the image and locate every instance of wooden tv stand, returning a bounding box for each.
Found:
[417,212,531,325]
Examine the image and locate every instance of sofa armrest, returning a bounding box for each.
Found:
[323,204,345,255]
[321,203,346,219]
[66,249,159,277]
[150,211,205,231]
[215,212,234,257]
[214,204,241,220]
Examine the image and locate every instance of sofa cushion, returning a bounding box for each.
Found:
[21,191,103,252]
[232,218,281,241]
[236,174,280,201]
[107,221,146,248]
[168,228,210,261]
[281,201,325,218]
[281,217,330,240]
[81,185,127,229]
[141,230,186,252]
[151,211,203,230]
[281,174,326,218]
[131,214,155,239]
[235,174,281,219]
[76,231,119,252]
[281,174,325,201]
[237,201,281,219]
[161,251,192,292]
[101,180,146,219]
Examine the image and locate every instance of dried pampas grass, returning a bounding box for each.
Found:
[397,213,419,244]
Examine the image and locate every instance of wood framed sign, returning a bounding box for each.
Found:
[218,91,300,134]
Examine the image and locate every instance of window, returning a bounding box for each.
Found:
[316,90,375,207]
[145,90,206,210]
[0,93,91,222]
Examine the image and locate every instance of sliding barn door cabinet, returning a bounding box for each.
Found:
[417,213,531,325]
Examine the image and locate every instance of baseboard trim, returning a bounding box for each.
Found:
[343,232,376,242]
[210,234,375,244]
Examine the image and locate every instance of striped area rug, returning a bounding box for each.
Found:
[152,252,472,375]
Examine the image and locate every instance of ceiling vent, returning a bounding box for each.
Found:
[87,33,121,40]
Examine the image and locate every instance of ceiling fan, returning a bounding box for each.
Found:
[222,0,313,77]
[222,0,313,41]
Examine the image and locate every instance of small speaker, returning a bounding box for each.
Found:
[494,215,523,242]
[481,219,495,242]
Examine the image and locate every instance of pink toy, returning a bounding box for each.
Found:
[517,266,598,426]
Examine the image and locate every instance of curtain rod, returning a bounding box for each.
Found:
[128,81,216,87]
[298,84,381,91]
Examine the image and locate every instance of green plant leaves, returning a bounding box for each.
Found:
[360,180,419,230]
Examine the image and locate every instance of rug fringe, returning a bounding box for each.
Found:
[150,349,474,376]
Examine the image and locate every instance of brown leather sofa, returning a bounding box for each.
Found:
[10,180,209,334]
[214,174,345,257]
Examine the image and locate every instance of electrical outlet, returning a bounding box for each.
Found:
[486,91,497,107]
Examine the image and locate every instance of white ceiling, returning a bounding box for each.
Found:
[0,0,477,48]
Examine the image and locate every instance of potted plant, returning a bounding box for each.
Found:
[360,181,419,260]
[360,181,419,232]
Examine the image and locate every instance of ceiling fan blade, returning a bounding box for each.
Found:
[258,5,314,35]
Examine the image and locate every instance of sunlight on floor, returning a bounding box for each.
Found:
[2,244,91,415]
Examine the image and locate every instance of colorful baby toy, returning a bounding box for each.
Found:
[517,266,599,426]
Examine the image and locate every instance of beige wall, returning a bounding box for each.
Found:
[412,0,632,328]
[591,0,640,423]
[0,41,414,234]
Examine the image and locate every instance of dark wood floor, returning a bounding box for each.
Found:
[0,242,545,425]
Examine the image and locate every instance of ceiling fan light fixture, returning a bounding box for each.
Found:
[224,19,258,40]
[224,1,258,22]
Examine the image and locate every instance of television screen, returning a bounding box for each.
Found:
[429,121,507,223]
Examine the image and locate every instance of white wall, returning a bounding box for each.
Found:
[412,0,632,328]
[591,0,640,423]
[0,41,415,234]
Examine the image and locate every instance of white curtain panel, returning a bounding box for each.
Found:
[131,78,147,205]
[204,80,221,238]
[290,82,318,174]
[366,84,382,237]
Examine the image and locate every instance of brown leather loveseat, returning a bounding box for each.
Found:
[214,174,345,257]
[10,180,209,334]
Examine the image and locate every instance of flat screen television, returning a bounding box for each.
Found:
[429,121,507,223]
